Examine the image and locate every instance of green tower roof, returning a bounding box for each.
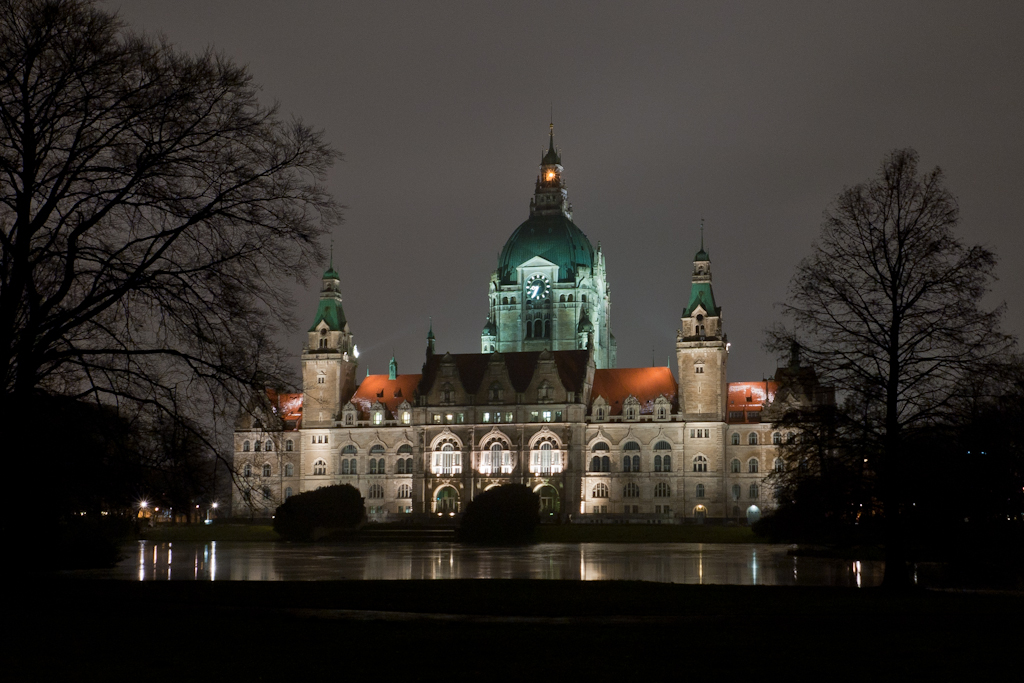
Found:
[497,214,594,285]
[683,283,719,317]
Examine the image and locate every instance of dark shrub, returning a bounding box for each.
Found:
[458,484,539,544]
[273,485,364,541]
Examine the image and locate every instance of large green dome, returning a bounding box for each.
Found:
[497,214,594,285]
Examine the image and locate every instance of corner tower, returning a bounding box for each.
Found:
[676,233,728,420]
[484,125,616,367]
[301,263,358,426]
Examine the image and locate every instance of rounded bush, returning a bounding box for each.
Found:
[273,484,364,541]
[458,484,539,544]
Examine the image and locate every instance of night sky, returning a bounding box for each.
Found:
[108,1,1023,385]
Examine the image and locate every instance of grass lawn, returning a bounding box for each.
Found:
[15,579,1021,681]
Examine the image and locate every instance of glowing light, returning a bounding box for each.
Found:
[353,344,360,358]
[545,170,555,181]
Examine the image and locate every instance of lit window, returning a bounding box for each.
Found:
[397,484,412,499]
[402,412,411,424]
[542,411,552,422]
[373,412,383,425]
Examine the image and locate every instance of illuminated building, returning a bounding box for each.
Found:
[233,128,830,522]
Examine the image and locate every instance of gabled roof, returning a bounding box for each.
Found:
[590,367,678,415]
[309,296,346,332]
[683,282,719,317]
[419,350,591,396]
[349,374,422,420]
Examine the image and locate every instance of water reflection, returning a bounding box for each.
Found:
[118,541,883,587]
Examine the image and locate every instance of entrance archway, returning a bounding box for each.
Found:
[435,486,460,514]
[693,505,707,524]
[746,505,761,524]
[536,484,559,514]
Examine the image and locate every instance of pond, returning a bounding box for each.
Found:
[90,541,883,586]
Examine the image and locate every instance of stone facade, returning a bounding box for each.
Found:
[232,131,830,523]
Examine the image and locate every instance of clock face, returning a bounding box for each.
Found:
[526,274,551,301]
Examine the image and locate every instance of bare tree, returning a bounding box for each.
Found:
[0,1,339,473]
[772,149,1015,588]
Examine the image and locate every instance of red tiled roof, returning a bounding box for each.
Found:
[727,381,778,423]
[590,367,678,415]
[265,388,303,428]
[349,374,422,420]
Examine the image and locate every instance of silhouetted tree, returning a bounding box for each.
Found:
[273,485,364,541]
[0,1,339,498]
[771,149,1015,588]
[458,484,539,544]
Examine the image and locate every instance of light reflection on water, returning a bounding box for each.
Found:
[114,541,882,586]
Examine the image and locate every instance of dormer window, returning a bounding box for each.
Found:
[538,380,553,402]
[489,382,503,403]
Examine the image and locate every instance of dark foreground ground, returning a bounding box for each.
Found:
[12,580,1020,681]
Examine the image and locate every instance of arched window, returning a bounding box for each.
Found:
[313,459,327,476]
[242,463,252,477]
[748,433,758,446]
[285,439,294,452]
[342,459,350,475]
[369,459,377,474]
[396,459,405,474]
[774,458,784,473]
[772,432,782,445]
[622,456,631,472]
[749,483,759,499]
[368,484,384,499]
[581,294,587,303]
[601,456,610,472]
[284,463,294,477]
[696,483,705,498]
[349,458,357,475]
[265,440,273,451]
[654,455,662,472]
[375,458,385,474]
[342,444,357,455]
[489,382,503,402]
[731,458,741,473]
[663,455,671,472]
[623,441,641,451]
[748,458,759,473]
[590,456,600,472]
[567,294,574,302]
[397,484,412,499]
[623,482,640,498]
[654,440,671,451]
[434,442,460,475]
[242,441,250,452]
[632,455,640,472]
[285,487,292,500]
[262,463,271,477]
[253,440,261,452]
[398,444,413,455]
[786,432,796,444]
[592,442,610,452]
[732,484,741,500]
[559,294,566,302]
[654,482,670,497]
[502,296,508,305]
[592,483,609,498]
[693,454,708,472]
[370,444,385,455]
[731,432,740,445]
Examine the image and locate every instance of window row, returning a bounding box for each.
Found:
[242,462,296,477]
[241,439,295,452]
[591,482,751,500]
[590,440,673,452]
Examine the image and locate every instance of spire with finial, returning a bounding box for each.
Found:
[426,318,435,357]
[694,218,709,262]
